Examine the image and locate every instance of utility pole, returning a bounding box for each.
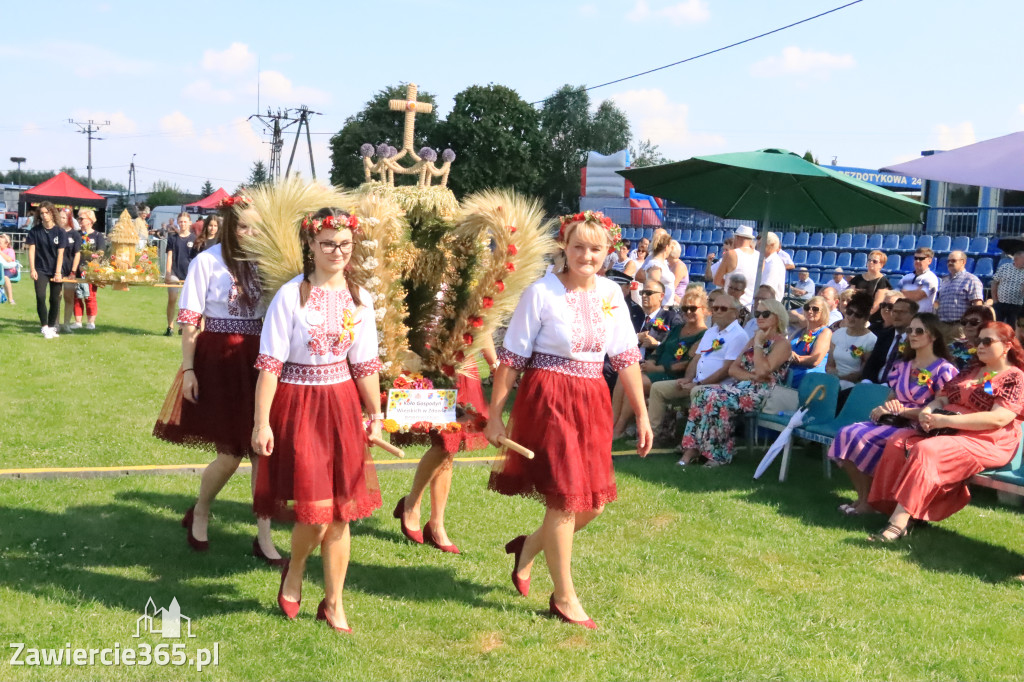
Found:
[9,157,25,186]
[68,118,110,188]
[285,105,321,180]
[249,108,296,182]
[128,154,137,206]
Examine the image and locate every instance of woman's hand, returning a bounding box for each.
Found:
[642,359,658,373]
[52,273,62,283]
[367,418,383,443]
[869,406,886,422]
[635,415,653,458]
[252,425,274,456]
[182,371,199,403]
[919,411,948,432]
[484,417,508,448]
[30,268,38,281]
[882,399,905,415]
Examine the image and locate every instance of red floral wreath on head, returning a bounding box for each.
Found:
[300,212,360,236]
[558,210,622,254]
[218,194,251,209]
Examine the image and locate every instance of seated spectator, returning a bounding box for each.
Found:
[628,237,649,263]
[679,298,791,467]
[788,295,832,388]
[644,286,710,444]
[869,289,905,336]
[0,233,17,305]
[791,285,843,330]
[830,267,849,294]
[949,304,995,370]
[611,280,680,438]
[836,287,856,319]
[827,292,878,389]
[789,268,815,308]
[862,296,918,385]
[606,239,637,277]
[667,240,689,301]
[867,321,1024,541]
[829,313,957,515]
[743,285,777,337]
[726,273,748,314]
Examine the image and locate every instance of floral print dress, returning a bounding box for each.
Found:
[681,340,790,464]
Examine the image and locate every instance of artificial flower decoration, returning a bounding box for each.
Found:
[506,262,516,272]
[801,332,814,345]
[507,244,519,256]
[218,193,252,209]
[968,347,977,355]
[556,210,622,253]
[979,370,998,395]
[468,316,484,328]
[481,297,494,308]
[652,318,668,332]
[601,296,618,318]
[494,280,506,292]
[898,341,908,354]
[462,333,474,345]
[850,345,865,358]
[705,337,725,353]
[916,368,933,387]
[301,212,360,236]
[674,342,689,360]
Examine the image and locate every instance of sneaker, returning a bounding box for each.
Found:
[70,322,83,330]
[40,326,49,337]
[60,324,74,333]
[85,322,96,330]
[164,326,173,337]
[42,326,57,339]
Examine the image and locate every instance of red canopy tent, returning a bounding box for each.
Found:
[20,172,107,215]
[185,187,229,212]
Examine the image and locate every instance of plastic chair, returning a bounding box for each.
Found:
[966,257,975,272]
[821,233,838,249]
[820,251,837,267]
[850,234,868,251]
[805,251,822,267]
[934,258,949,276]
[710,229,724,244]
[836,233,853,250]
[950,236,970,254]
[808,233,823,248]
[757,374,840,482]
[679,228,692,243]
[643,228,655,240]
[974,257,994,280]
[685,244,699,258]
[883,255,901,274]
[795,232,810,248]
[932,235,952,255]
[695,229,710,244]
[968,236,988,256]
[867,234,884,251]
[852,252,867,270]
[881,234,900,252]
[916,234,933,251]
[793,250,808,266]
[796,383,891,478]
[836,252,852,268]
[781,232,796,248]
[897,234,916,253]
[695,245,708,258]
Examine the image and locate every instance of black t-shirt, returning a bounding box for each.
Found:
[850,274,893,324]
[62,230,83,277]
[167,232,197,280]
[26,225,70,276]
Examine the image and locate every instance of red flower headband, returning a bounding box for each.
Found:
[301,212,360,236]
[558,210,622,253]
[218,194,251,209]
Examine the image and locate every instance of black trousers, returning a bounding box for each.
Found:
[994,301,1021,327]
[33,275,61,327]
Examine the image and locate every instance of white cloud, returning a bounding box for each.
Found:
[198,118,264,158]
[627,0,709,25]
[1018,103,1024,115]
[202,42,256,75]
[159,112,195,138]
[182,79,234,104]
[253,70,330,106]
[70,110,137,134]
[934,122,975,150]
[751,46,855,79]
[609,88,726,159]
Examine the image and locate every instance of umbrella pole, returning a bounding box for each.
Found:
[752,195,772,295]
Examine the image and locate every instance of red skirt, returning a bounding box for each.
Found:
[253,379,382,525]
[488,368,617,512]
[153,332,259,458]
[390,365,490,454]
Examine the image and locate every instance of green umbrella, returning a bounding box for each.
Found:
[618,148,928,291]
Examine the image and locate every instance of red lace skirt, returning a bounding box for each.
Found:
[253,379,382,525]
[390,365,490,454]
[153,332,259,458]
[488,368,617,512]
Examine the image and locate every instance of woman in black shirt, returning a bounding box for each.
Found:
[57,208,82,333]
[164,212,196,336]
[848,249,893,328]
[26,201,68,338]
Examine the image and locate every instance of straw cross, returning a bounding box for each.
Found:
[389,83,433,153]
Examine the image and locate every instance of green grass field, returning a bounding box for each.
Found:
[2,273,1024,681]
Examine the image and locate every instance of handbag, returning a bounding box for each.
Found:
[917,408,959,438]
[876,413,914,428]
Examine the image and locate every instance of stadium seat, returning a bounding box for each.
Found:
[643,228,654,240]
[966,257,975,272]
[806,251,822,267]
[852,252,867,270]
[696,229,711,244]
[888,275,903,289]
[835,233,852,250]
[808,232,823,248]
[897,234,916,253]
[781,232,796,248]
[867,234,884,251]
[850,234,868,251]
[916,235,933,251]
[974,257,994,280]
[951,236,970,254]
[795,232,810,248]
[883,255,901,274]
[695,245,708,258]
[820,251,837,267]
[967,236,988,256]
[932,235,951,254]
[999,256,1011,269]
[836,252,852,268]
[685,244,699,258]
[882,234,900,252]
[679,228,692,243]
[934,258,949,276]
[670,229,682,241]
[821,233,838,249]
[710,229,724,244]
[794,250,808,265]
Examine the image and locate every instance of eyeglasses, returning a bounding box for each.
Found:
[318,240,354,254]
[867,258,881,264]
[978,337,1001,347]
[846,310,864,319]
[754,310,773,319]
[960,318,982,327]
[803,305,821,313]
[710,305,732,313]
[947,258,963,263]
[640,289,662,297]
[681,305,701,313]
[913,255,929,261]
[880,303,894,311]
[907,326,928,336]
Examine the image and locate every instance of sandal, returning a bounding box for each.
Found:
[868,523,909,543]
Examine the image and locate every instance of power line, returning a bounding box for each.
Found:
[68,118,111,188]
[529,0,865,105]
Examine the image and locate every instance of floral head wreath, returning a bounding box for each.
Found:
[218,194,251,209]
[300,212,360,236]
[558,210,622,253]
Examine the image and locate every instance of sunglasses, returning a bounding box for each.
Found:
[754,310,774,319]
[711,305,732,313]
[880,303,894,311]
[907,326,929,336]
[960,318,982,327]
[913,255,929,261]
[978,337,1001,347]
[846,310,865,319]
[947,258,963,263]
[867,258,881,264]
[681,305,701,313]
[640,290,662,297]
[803,305,821,313]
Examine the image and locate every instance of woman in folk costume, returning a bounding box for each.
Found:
[153,194,284,565]
[485,211,653,629]
[252,207,384,634]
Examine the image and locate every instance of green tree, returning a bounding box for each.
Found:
[629,138,669,168]
[590,101,631,156]
[802,150,819,165]
[248,161,269,188]
[539,85,593,213]
[431,84,544,197]
[329,84,440,188]
[146,180,186,207]
[200,180,215,197]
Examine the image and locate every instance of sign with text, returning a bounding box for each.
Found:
[386,388,458,426]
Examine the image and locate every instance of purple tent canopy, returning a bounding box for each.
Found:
[882,131,1024,192]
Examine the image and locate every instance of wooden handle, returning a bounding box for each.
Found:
[155,283,184,288]
[369,436,404,458]
[499,436,535,460]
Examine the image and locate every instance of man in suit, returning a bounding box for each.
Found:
[635,279,681,359]
[861,297,919,385]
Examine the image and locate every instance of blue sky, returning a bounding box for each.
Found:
[2,0,1021,194]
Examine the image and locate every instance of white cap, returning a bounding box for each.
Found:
[733,224,756,239]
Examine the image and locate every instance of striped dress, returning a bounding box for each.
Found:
[827,358,958,474]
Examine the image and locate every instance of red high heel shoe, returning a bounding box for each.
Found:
[252,538,288,568]
[316,599,352,633]
[504,535,530,597]
[181,505,209,552]
[548,595,597,630]
[277,565,301,620]
[392,496,424,544]
[423,523,460,555]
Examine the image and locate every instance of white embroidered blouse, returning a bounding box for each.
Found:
[176,244,265,335]
[497,272,642,378]
[255,275,382,385]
